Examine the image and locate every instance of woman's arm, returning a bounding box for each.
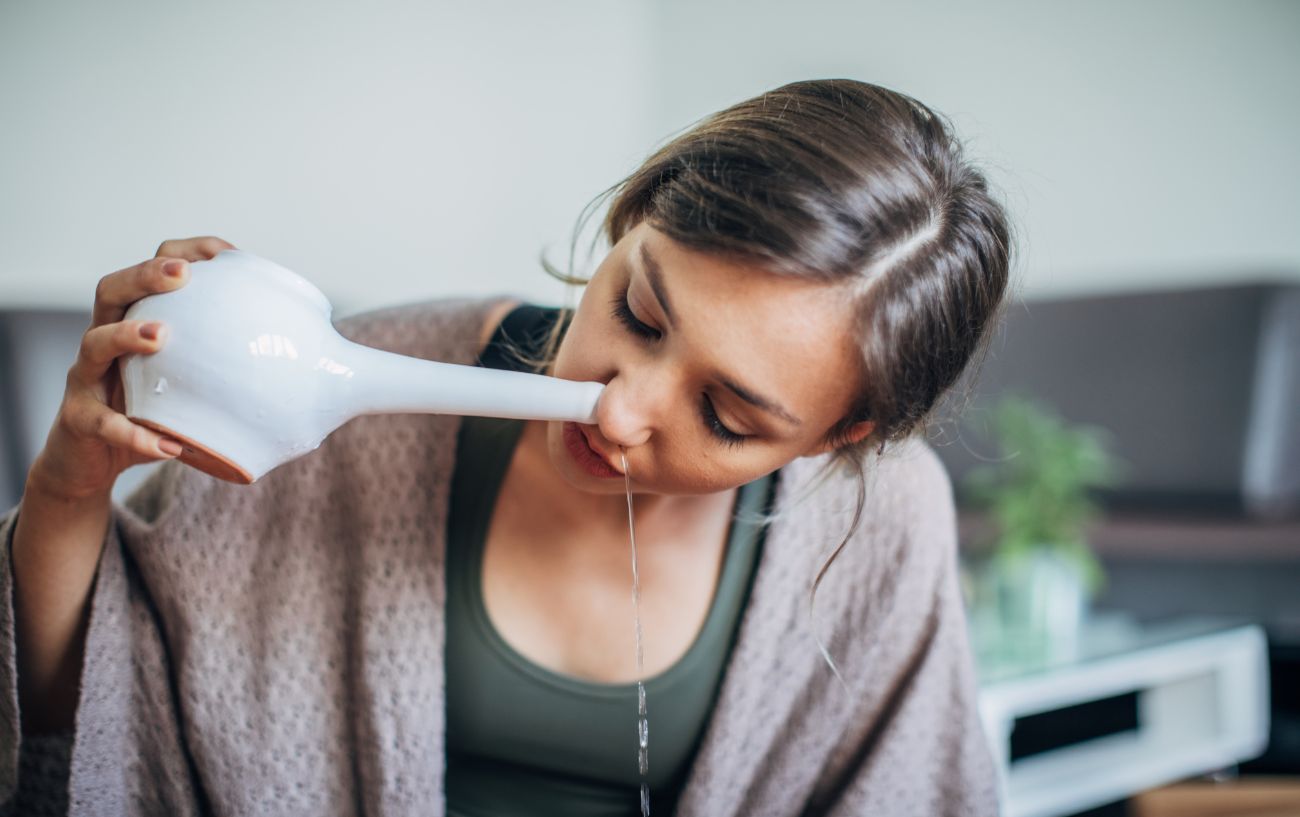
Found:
[10,479,112,735]
[10,237,234,735]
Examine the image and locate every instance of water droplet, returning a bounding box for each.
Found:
[638,717,648,749]
[153,377,168,395]
[640,783,651,816]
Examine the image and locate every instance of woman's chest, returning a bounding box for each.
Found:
[479,484,737,684]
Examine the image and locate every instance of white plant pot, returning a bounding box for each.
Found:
[986,547,1091,663]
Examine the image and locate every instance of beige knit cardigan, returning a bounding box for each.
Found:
[0,295,999,816]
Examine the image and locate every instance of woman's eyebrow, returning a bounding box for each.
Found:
[718,376,804,427]
[639,240,803,428]
[640,242,677,330]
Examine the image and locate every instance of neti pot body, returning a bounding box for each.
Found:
[120,249,604,484]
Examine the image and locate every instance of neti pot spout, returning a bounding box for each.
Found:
[335,339,603,424]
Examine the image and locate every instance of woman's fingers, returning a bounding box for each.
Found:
[67,236,236,462]
[90,234,237,326]
[154,236,236,262]
[26,237,234,498]
[70,319,168,386]
[60,397,181,460]
[89,237,237,329]
[90,257,188,329]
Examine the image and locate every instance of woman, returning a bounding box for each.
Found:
[4,78,1012,815]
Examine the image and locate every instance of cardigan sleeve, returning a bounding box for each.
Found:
[670,440,1000,817]
[817,443,1000,816]
[0,459,208,817]
[0,502,75,815]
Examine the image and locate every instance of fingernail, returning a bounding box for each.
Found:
[163,260,185,277]
[158,438,184,456]
[140,322,162,340]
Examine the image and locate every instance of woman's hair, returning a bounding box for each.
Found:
[518,78,1015,684]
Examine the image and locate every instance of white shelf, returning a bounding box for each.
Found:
[976,616,1270,817]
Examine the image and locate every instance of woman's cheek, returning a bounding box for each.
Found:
[664,446,729,492]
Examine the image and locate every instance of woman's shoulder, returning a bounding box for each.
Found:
[779,436,955,527]
[768,437,958,592]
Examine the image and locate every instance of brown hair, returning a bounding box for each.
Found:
[523,78,1015,680]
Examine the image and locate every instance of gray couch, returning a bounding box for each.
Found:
[0,309,161,508]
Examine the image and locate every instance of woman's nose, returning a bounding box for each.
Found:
[592,375,661,449]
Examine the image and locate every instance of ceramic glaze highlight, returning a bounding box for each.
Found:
[121,249,604,484]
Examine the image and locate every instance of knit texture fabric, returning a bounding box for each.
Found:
[0,295,999,816]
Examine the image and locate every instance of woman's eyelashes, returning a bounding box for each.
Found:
[610,289,660,340]
[701,394,748,448]
[609,288,750,448]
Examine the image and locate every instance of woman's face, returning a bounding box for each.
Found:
[544,220,873,497]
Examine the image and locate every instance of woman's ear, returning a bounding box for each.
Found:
[802,420,875,457]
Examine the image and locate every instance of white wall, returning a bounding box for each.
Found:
[4,1,1296,311]
[647,0,1300,298]
[0,0,654,316]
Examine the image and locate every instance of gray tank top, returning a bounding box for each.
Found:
[443,305,776,817]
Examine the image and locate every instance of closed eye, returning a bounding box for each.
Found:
[609,288,750,447]
[701,394,747,448]
[610,289,661,341]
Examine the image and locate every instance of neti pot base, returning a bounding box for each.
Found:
[132,416,256,485]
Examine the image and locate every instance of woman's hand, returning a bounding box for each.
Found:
[25,237,237,502]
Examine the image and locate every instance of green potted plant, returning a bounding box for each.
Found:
[960,393,1126,661]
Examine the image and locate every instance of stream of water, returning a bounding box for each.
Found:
[619,447,651,817]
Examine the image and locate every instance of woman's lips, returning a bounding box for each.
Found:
[563,422,622,479]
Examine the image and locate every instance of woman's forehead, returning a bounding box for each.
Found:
[634,225,853,339]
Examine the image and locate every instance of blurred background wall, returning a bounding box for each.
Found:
[0,0,655,314]
[649,0,1300,299]
[1,0,1297,312]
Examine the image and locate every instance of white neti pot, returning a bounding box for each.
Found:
[120,249,604,484]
